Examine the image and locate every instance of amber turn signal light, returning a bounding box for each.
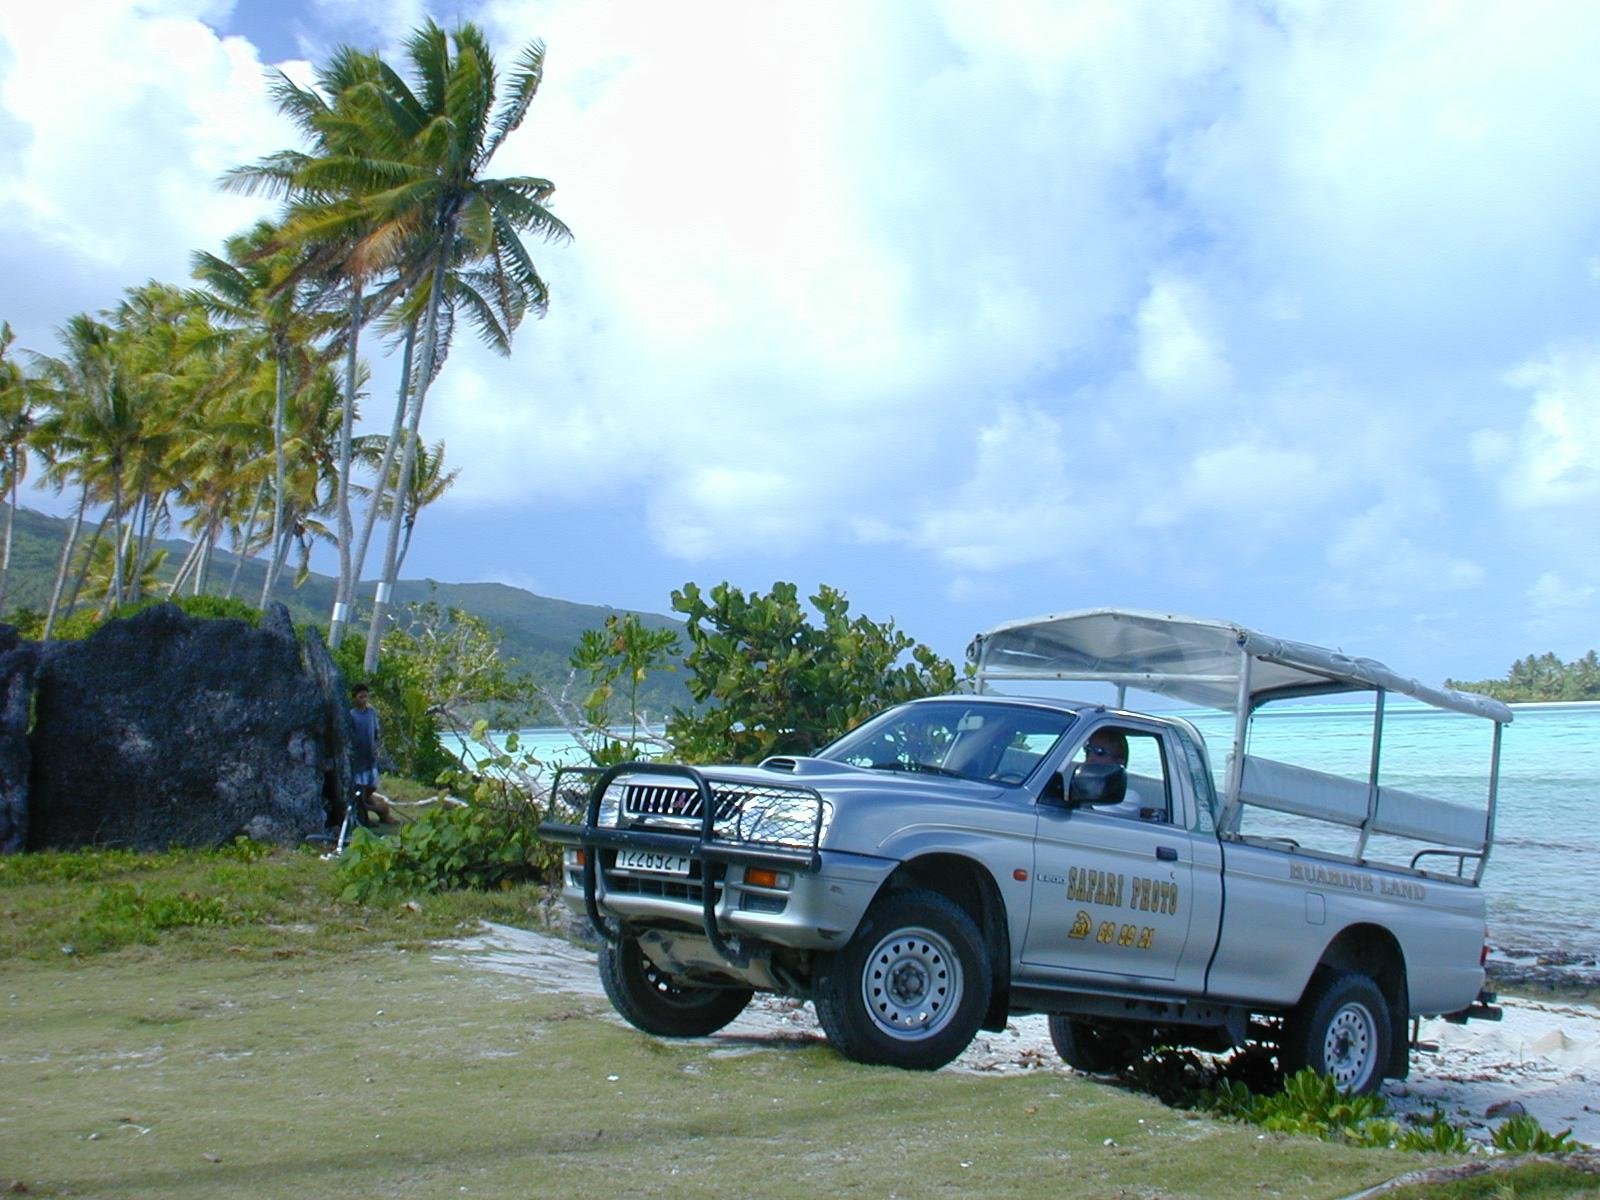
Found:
[573,849,587,867]
[745,867,781,889]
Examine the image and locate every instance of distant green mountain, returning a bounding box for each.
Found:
[0,503,688,720]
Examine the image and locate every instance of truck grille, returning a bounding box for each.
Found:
[621,783,741,822]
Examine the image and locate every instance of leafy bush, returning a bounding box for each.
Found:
[666,581,961,763]
[16,593,262,641]
[1396,1109,1476,1155]
[336,800,551,902]
[1206,1070,1408,1149]
[1492,1113,1580,1154]
[1205,1069,1588,1155]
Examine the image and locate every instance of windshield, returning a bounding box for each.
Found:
[817,701,1077,786]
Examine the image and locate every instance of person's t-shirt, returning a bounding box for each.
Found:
[349,706,379,772]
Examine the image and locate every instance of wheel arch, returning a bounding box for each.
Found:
[1303,922,1411,1080]
[877,853,1011,1031]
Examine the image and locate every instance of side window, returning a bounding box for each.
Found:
[1071,726,1172,822]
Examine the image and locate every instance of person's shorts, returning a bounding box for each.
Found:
[352,768,379,787]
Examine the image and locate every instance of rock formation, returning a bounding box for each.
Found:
[0,624,36,853]
[23,602,347,851]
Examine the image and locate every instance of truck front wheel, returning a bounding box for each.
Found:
[598,936,753,1038]
[1047,1017,1144,1074]
[1280,970,1391,1094]
[813,888,991,1070]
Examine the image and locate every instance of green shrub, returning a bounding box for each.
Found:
[1205,1070,1399,1149]
[666,581,961,763]
[1492,1113,1580,1154]
[1395,1109,1476,1155]
[1203,1070,1588,1156]
[336,800,549,902]
[24,594,263,642]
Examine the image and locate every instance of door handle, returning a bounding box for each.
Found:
[1156,846,1178,862]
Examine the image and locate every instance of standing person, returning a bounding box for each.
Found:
[348,683,393,825]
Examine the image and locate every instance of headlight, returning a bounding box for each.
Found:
[597,782,622,827]
[735,790,832,849]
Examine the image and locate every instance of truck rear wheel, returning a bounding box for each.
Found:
[598,936,753,1038]
[1280,970,1391,1094]
[1047,1016,1144,1074]
[813,888,991,1071]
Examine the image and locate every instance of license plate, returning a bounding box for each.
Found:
[613,848,692,876]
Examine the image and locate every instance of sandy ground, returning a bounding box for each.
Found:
[449,922,1600,1146]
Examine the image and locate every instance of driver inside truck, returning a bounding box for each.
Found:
[1076,727,1166,821]
[1083,728,1128,768]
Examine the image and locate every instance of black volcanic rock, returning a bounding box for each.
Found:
[26,603,339,850]
[0,624,36,853]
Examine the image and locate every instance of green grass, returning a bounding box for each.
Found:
[4,947,1429,1200]
[3,848,1598,1199]
[0,841,543,962]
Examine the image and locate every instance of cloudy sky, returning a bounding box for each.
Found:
[2,0,1597,683]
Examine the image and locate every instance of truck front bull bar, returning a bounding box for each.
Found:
[537,761,825,968]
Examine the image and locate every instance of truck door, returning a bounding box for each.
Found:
[1023,722,1198,983]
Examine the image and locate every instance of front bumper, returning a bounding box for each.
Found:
[537,761,893,962]
[553,846,892,951]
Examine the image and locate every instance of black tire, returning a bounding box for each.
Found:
[597,935,753,1038]
[1280,970,1392,1094]
[1047,1016,1144,1074]
[813,888,991,1070]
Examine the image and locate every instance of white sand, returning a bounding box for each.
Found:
[451,922,1600,1145]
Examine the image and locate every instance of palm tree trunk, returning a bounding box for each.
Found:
[42,484,89,641]
[63,509,111,621]
[259,353,286,608]
[104,470,125,616]
[195,520,217,596]
[168,530,205,595]
[132,487,165,603]
[396,514,416,579]
[352,319,416,595]
[364,261,445,675]
[225,479,267,601]
[329,288,362,648]
[0,466,17,612]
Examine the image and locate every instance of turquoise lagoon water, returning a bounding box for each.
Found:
[1183,702,1599,962]
[456,703,1599,963]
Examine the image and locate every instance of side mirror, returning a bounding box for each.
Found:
[1068,761,1127,808]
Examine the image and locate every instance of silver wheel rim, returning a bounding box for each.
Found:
[860,925,962,1041]
[1322,1001,1378,1090]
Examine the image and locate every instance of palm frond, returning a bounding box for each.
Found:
[484,40,545,163]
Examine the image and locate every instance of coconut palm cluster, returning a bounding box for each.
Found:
[0,21,570,660]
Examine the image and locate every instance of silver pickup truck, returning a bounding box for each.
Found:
[540,609,1509,1092]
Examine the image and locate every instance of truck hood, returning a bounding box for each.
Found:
[691,756,1012,805]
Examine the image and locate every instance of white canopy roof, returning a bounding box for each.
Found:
[969,607,1513,724]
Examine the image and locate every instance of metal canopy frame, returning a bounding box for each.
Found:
[970,608,1512,884]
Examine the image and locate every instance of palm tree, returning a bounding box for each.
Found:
[29,314,145,633]
[351,21,570,673]
[0,323,36,611]
[223,45,416,647]
[192,223,333,605]
[105,283,214,604]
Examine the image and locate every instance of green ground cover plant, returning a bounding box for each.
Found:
[336,800,553,903]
